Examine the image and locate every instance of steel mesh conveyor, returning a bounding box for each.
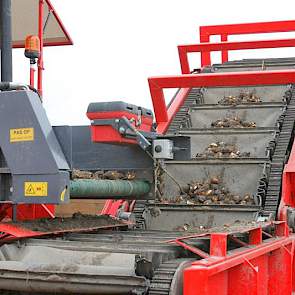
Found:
[149,58,295,229]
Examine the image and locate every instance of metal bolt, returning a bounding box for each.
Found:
[119,127,126,134]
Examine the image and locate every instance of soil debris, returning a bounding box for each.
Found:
[72,169,136,180]
[71,169,93,179]
[211,116,256,128]
[195,141,250,158]
[218,91,261,105]
[9,213,126,232]
[175,220,268,232]
[155,165,165,201]
[161,177,255,206]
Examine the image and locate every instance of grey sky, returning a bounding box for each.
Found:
[12,0,295,125]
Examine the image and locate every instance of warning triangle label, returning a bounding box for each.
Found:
[26,184,35,195]
[24,182,48,197]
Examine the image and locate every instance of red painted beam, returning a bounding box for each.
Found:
[180,38,295,53]
[149,69,295,89]
[221,34,228,63]
[149,69,295,131]
[200,20,295,37]
[184,236,293,295]
[46,0,74,46]
[178,38,295,73]
[199,20,295,67]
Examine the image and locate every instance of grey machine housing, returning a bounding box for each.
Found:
[0,90,70,204]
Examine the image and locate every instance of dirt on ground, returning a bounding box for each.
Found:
[175,220,269,232]
[9,213,126,232]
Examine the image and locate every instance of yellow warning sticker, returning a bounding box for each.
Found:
[24,182,48,197]
[10,128,34,143]
[60,188,67,202]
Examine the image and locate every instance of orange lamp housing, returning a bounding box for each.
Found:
[24,35,41,59]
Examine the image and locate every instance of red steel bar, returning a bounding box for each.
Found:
[29,65,35,88]
[221,34,228,63]
[150,69,295,133]
[199,33,210,66]
[45,0,73,47]
[37,0,44,96]
[183,222,294,295]
[185,239,293,294]
[179,38,295,73]
[199,20,295,66]
[200,20,295,37]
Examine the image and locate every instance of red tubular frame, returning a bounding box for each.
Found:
[30,64,35,88]
[101,200,129,216]
[147,19,295,293]
[183,222,294,295]
[151,69,295,133]
[37,0,44,96]
[153,20,295,134]
[178,38,295,73]
[36,0,73,95]
[45,0,73,47]
[200,20,295,66]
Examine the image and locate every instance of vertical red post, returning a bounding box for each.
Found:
[148,79,168,124]
[38,0,44,96]
[274,221,289,237]
[178,46,190,74]
[249,227,262,245]
[30,64,35,88]
[221,34,228,63]
[200,33,211,67]
[210,233,228,256]
[268,246,292,295]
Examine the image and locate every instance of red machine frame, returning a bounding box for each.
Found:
[151,69,295,133]
[180,222,294,294]
[199,20,295,66]
[152,20,295,134]
[178,38,295,74]
[35,0,72,95]
[146,20,295,293]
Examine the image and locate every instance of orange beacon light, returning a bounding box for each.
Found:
[24,35,41,89]
[24,35,40,59]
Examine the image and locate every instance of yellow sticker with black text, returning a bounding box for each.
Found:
[10,128,34,143]
[24,182,48,197]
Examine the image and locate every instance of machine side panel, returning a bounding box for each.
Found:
[54,126,153,172]
[0,91,69,174]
